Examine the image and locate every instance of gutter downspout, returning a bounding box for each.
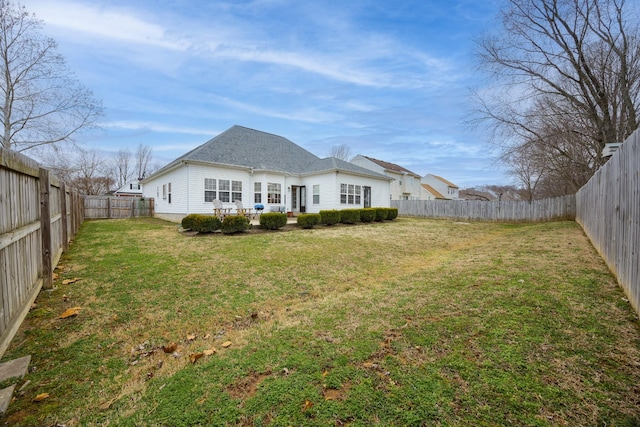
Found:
[186,162,190,214]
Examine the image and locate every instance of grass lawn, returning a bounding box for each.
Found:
[3,217,640,426]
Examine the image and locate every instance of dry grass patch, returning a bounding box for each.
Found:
[3,217,640,426]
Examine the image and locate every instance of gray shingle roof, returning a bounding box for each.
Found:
[175,125,320,173]
[146,125,390,181]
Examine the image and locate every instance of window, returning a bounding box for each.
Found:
[157,186,159,198]
[254,182,262,203]
[232,180,242,202]
[218,179,230,202]
[168,182,172,204]
[340,183,360,205]
[204,178,216,202]
[267,182,281,204]
[162,184,167,200]
[313,185,320,204]
[129,183,140,190]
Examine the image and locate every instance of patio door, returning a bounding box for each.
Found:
[291,186,306,213]
[364,186,371,208]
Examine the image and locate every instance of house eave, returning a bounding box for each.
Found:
[300,168,393,180]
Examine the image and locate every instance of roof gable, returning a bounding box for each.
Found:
[421,184,447,199]
[144,126,391,182]
[176,125,320,173]
[360,155,420,177]
[427,174,459,188]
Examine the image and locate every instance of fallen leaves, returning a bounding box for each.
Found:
[62,278,80,285]
[189,352,204,364]
[222,341,232,348]
[162,342,178,353]
[33,393,50,402]
[58,307,81,319]
[189,347,218,363]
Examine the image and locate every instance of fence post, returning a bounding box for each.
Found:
[39,168,53,290]
[60,182,69,252]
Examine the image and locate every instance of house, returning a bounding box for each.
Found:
[350,155,423,200]
[113,179,143,197]
[421,174,460,200]
[141,125,392,222]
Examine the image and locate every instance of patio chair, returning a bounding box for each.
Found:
[234,200,253,218]
[213,199,231,219]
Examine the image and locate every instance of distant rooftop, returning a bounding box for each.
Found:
[359,155,421,177]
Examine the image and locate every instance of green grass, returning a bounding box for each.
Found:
[3,217,640,426]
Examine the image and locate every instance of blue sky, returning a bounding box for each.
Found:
[22,0,508,187]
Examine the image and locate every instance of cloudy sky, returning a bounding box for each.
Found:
[22,0,508,187]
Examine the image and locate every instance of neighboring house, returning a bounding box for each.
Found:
[113,180,143,197]
[350,155,423,200]
[421,174,460,200]
[141,125,392,222]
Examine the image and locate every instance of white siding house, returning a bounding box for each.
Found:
[350,155,423,200]
[421,174,460,200]
[142,126,392,222]
[113,180,143,197]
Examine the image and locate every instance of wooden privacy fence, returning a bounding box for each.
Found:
[392,195,576,222]
[0,148,84,358]
[84,196,154,219]
[576,129,640,316]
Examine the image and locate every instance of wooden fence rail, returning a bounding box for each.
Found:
[392,195,576,223]
[576,129,640,315]
[84,196,154,219]
[0,148,84,358]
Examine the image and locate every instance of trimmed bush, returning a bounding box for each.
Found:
[181,214,200,230]
[362,208,378,222]
[375,207,389,221]
[221,215,250,234]
[359,208,376,223]
[260,212,288,230]
[181,214,221,232]
[297,213,320,229]
[319,210,341,225]
[387,207,398,220]
[340,209,360,224]
[195,215,222,232]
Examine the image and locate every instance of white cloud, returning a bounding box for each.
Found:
[212,96,340,123]
[103,120,219,136]
[25,0,189,50]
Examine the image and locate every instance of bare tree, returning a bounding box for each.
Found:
[113,148,133,189]
[71,148,113,195]
[0,1,102,152]
[135,144,152,180]
[328,144,353,161]
[45,146,113,195]
[474,0,640,193]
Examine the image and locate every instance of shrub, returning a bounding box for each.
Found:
[297,213,320,229]
[387,207,398,220]
[375,207,389,221]
[181,214,200,230]
[340,209,360,224]
[221,215,250,234]
[319,210,341,225]
[195,215,222,233]
[260,212,288,230]
[356,208,373,223]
